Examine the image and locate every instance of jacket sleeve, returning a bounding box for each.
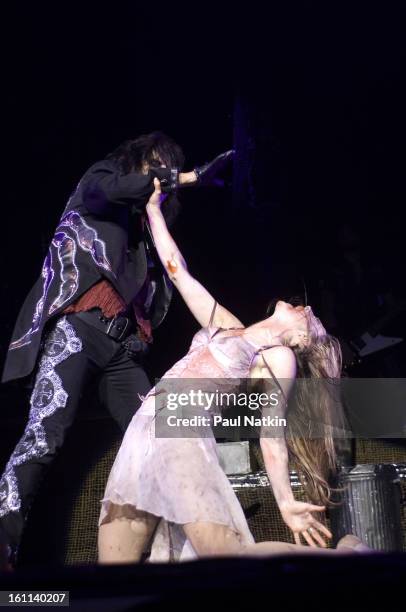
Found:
[81,160,174,215]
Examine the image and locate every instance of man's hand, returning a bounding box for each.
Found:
[279,499,333,548]
[179,149,234,188]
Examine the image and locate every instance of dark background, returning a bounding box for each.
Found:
[1,1,405,568]
[2,1,405,391]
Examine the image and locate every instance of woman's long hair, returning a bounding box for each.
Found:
[285,334,346,505]
[265,298,348,505]
[107,131,185,226]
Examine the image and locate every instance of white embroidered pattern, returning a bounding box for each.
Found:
[0,317,82,517]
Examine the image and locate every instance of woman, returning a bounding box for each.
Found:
[98,179,364,562]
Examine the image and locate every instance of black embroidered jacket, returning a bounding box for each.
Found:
[3,159,174,383]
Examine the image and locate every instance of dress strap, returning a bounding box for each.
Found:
[259,349,288,404]
[208,299,218,327]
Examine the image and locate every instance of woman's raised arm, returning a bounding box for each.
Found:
[146,178,243,329]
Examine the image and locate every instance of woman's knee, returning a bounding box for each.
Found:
[98,506,158,563]
[183,522,243,557]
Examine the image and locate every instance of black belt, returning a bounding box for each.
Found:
[73,309,134,342]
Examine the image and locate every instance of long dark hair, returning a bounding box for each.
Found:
[107,131,185,226]
[107,131,185,174]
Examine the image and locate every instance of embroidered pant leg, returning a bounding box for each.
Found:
[0,313,152,551]
[0,316,93,549]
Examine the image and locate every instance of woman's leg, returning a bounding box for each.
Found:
[183,522,245,557]
[241,535,371,556]
[183,522,370,558]
[241,541,338,556]
[98,504,158,563]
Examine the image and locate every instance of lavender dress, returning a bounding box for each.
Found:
[99,304,277,561]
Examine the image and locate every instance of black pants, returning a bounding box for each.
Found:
[0,314,151,550]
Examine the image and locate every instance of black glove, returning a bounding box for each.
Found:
[154,168,179,194]
[122,334,149,359]
[194,149,234,187]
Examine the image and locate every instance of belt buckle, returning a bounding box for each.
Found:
[106,316,129,341]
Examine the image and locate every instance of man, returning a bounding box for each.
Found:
[0,131,232,567]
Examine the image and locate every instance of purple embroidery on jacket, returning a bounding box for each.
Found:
[48,232,79,315]
[9,249,55,350]
[9,208,115,353]
[60,211,114,275]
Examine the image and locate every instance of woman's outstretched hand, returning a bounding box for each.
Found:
[279,500,332,547]
[147,178,168,210]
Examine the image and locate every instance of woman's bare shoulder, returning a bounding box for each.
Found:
[260,345,296,378]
